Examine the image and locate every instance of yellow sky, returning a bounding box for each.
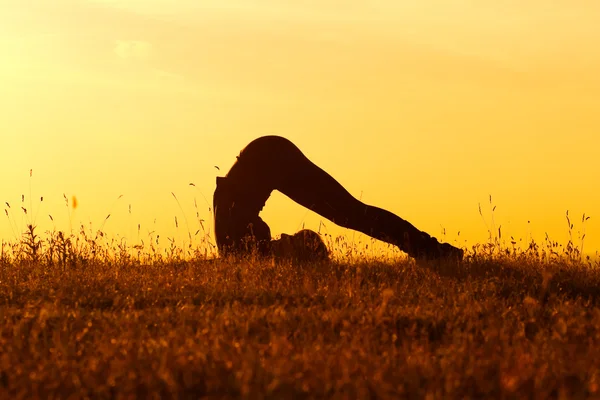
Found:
[1,0,599,256]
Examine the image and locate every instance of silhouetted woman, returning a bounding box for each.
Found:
[214,136,463,261]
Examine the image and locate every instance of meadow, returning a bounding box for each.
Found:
[1,215,600,399]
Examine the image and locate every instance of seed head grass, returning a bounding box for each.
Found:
[1,196,600,398]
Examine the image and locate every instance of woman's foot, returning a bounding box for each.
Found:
[407,232,463,261]
[433,241,464,261]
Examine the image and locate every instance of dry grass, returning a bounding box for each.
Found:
[1,223,600,399]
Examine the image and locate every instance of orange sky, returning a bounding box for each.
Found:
[1,1,599,257]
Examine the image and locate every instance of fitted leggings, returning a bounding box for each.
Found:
[215,135,441,258]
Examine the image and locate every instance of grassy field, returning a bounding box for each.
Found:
[1,227,600,399]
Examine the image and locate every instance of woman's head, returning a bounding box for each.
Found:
[271,229,329,262]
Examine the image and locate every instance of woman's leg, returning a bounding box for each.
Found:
[223,136,462,260]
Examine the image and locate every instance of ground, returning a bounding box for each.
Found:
[1,241,600,398]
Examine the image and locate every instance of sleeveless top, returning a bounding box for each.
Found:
[213,176,272,256]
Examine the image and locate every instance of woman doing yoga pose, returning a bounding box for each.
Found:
[213,136,463,261]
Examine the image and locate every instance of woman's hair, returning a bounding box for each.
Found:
[271,229,329,262]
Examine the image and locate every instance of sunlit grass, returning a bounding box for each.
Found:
[1,192,600,398]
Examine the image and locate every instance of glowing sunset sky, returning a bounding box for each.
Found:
[1,1,599,255]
